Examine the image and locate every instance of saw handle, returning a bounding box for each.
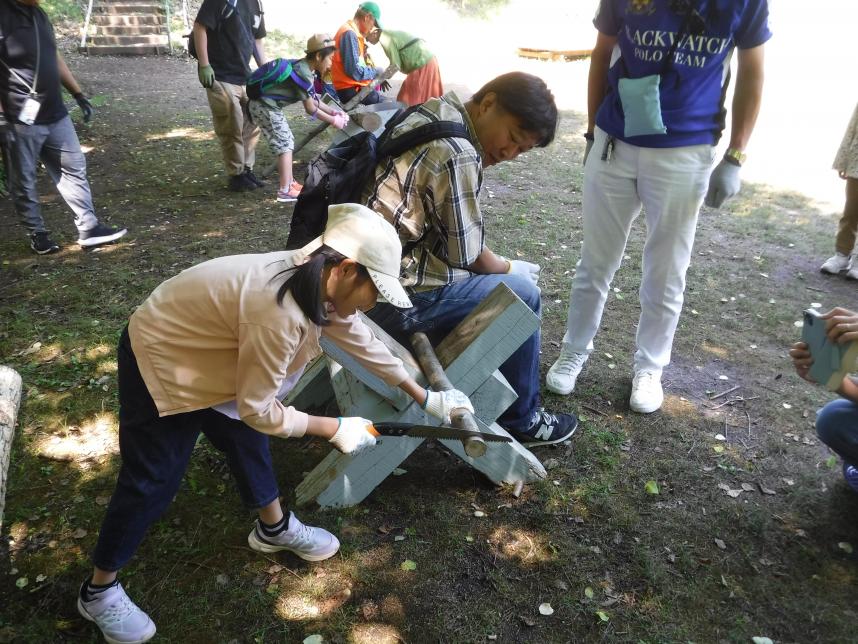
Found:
[409,332,487,458]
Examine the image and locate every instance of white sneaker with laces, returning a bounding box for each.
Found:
[247,511,340,561]
[77,580,156,644]
[545,345,589,395]
[630,369,664,414]
[820,252,852,274]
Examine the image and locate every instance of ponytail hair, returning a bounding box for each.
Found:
[273,245,370,325]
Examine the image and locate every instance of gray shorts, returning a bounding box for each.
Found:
[248,100,294,156]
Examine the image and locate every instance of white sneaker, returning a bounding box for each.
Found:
[820,252,852,274]
[629,369,663,414]
[847,265,858,280]
[247,511,340,561]
[545,345,589,395]
[77,580,156,644]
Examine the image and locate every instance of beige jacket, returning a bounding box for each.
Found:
[128,249,408,438]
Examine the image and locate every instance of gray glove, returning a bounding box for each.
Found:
[704,159,742,208]
[583,138,594,165]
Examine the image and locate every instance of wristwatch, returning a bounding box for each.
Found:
[724,147,746,166]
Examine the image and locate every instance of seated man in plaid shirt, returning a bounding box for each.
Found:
[363,72,578,445]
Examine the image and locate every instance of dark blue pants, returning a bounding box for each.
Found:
[367,273,541,432]
[91,329,280,572]
[816,398,858,466]
[336,86,384,106]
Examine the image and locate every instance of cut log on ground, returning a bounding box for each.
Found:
[0,365,22,530]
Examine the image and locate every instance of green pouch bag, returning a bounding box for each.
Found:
[618,74,668,138]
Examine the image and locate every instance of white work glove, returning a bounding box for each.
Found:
[506,259,541,286]
[424,389,474,424]
[329,417,376,455]
[704,159,742,208]
[332,112,349,130]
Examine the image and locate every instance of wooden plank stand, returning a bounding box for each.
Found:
[292,283,548,508]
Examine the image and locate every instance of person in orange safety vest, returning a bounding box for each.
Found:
[330,2,387,106]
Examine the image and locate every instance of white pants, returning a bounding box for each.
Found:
[562,127,715,372]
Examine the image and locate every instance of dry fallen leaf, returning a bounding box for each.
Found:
[759,483,777,495]
[838,542,853,554]
[741,483,756,492]
[714,538,727,550]
[538,602,554,616]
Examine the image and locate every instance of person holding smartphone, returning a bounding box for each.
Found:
[790,306,858,493]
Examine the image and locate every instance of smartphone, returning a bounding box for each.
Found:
[801,308,858,390]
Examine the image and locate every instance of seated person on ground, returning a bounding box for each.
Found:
[362,71,579,447]
[790,306,858,493]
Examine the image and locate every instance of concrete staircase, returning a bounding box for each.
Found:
[81,0,170,55]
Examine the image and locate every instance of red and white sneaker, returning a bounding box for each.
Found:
[276,181,303,203]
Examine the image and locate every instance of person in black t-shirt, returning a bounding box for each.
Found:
[0,0,127,254]
[192,0,267,192]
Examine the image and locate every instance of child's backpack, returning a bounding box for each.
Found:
[286,105,472,249]
[246,59,313,101]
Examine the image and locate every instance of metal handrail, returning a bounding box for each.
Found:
[80,0,94,49]
[164,0,173,52]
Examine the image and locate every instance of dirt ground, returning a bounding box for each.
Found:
[1,52,858,643]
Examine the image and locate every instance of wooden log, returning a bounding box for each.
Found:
[0,365,23,530]
[410,332,486,458]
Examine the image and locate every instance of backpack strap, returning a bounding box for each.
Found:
[375,104,472,160]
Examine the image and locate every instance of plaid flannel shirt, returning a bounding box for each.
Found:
[362,92,485,291]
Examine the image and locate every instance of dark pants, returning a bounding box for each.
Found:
[367,273,541,432]
[816,398,858,466]
[336,86,384,106]
[91,328,280,572]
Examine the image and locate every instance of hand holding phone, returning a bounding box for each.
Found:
[801,308,858,390]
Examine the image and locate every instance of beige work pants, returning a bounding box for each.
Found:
[205,81,259,177]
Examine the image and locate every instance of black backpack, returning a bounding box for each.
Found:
[285,105,472,249]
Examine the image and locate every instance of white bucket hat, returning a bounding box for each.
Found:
[302,203,412,308]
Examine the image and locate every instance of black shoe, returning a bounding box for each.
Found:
[228,172,257,192]
[510,408,579,446]
[30,231,60,255]
[78,223,128,248]
[244,166,265,188]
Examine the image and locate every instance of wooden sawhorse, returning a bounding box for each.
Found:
[286,284,548,508]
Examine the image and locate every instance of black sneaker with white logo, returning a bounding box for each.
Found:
[30,231,60,255]
[78,223,128,248]
[244,166,265,187]
[511,408,579,446]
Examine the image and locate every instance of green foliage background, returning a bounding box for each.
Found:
[39,0,86,22]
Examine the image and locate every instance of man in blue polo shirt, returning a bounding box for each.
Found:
[547,0,770,413]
